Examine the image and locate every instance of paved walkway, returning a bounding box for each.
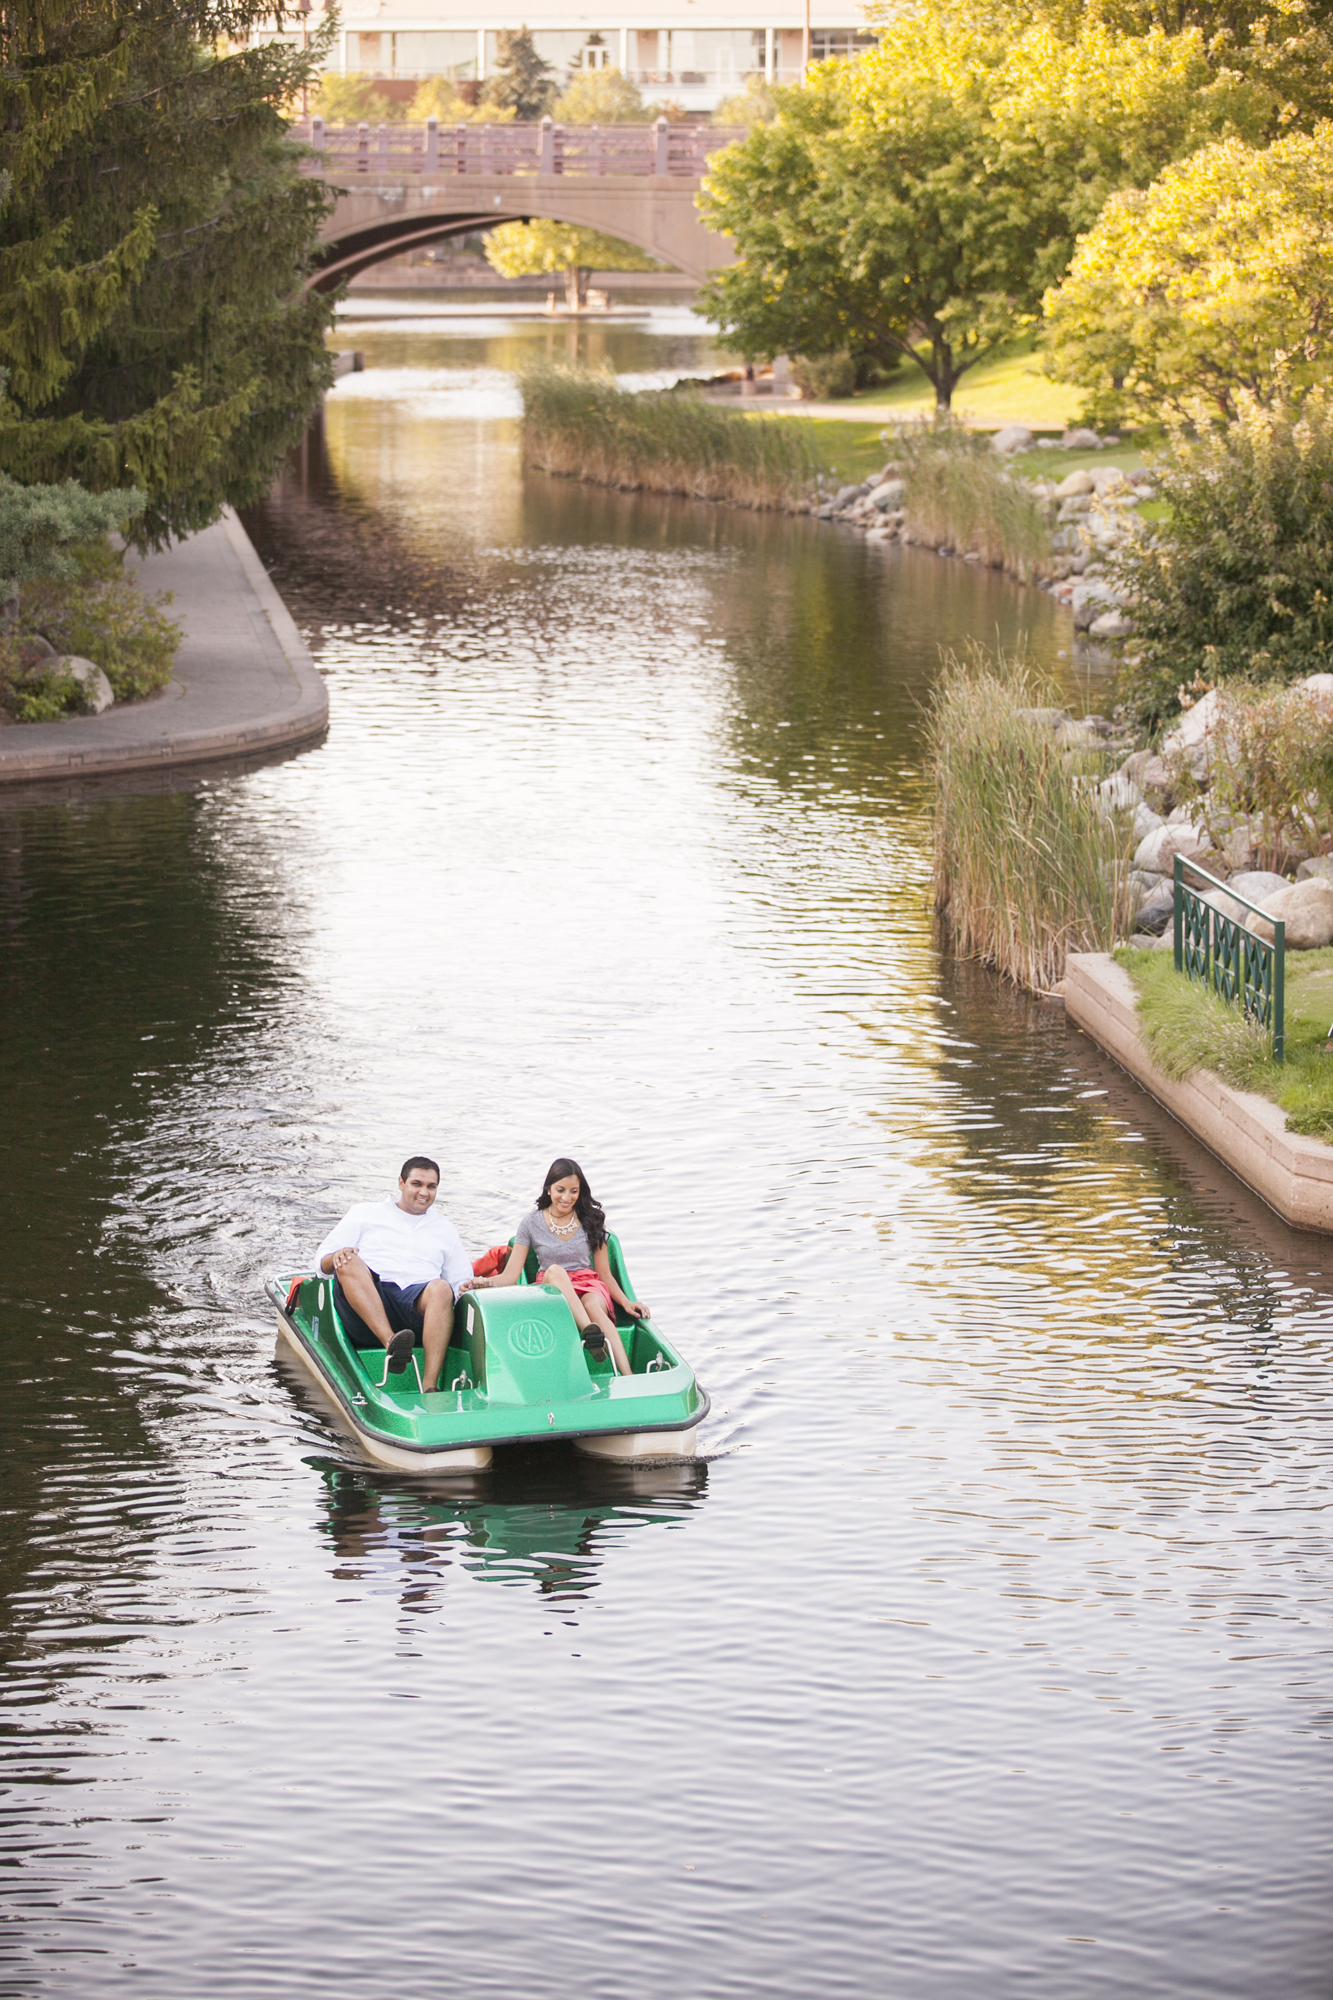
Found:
[0,510,328,787]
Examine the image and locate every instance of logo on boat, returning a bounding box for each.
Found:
[510,1319,556,1358]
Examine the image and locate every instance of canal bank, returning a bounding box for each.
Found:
[1066,951,1333,1232]
[0,509,327,787]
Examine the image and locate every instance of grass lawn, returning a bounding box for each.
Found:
[847,337,1082,430]
[1117,945,1333,1142]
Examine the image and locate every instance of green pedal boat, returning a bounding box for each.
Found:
[265,1234,708,1473]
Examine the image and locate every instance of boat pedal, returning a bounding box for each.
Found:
[646,1352,668,1372]
[450,1371,473,1391]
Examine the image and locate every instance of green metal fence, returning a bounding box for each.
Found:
[1172,854,1285,1061]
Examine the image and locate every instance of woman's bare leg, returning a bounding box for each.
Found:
[584,1298,631,1375]
[538,1265,593,1330]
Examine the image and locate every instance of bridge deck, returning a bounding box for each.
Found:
[292,119,742,180]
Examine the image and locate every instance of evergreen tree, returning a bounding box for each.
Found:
[0,0,338,544]
[483,29,556,121]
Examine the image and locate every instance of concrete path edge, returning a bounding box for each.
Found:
[1066,950,1333,1233]
[0,508,327,785]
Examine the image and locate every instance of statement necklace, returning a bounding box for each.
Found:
[545,1207,580,1237]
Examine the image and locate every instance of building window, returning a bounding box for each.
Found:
[348,30,478,79]
[810,29,877,61]
[629,29,766,88]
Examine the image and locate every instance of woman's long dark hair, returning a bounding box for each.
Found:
[537,1157,606,1251]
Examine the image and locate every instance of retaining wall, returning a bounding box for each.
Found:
[1065,951,1333,1233]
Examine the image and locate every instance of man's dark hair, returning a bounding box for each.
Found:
[400,1156,440,1182]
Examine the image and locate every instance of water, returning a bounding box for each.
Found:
[0,308,1329,1997]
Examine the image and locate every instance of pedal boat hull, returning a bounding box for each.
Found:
[265,1235,707,1475]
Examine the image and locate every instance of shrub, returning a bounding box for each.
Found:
[314,73,405,123]
[551,68,645,123]
[888,418,1050,578]
[519,361,821,508]
[1169,679,1333,871]
[793,352,857,400]
[17,539,181,703]
[928,644,1133,992]
[1112,391,1333,727]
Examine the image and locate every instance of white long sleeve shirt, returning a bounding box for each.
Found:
[315,1198,473,1299]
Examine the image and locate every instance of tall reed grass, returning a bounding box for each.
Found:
[928,645,1134,992]
[519,361,821,509]
[889,419,1051,579]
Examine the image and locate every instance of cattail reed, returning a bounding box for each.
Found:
[518,361,821,510]
[927,644,1134,992]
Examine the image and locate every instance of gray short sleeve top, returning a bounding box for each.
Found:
[515,1208,594,1273]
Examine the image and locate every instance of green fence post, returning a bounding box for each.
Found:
[1273,917,1285,1063]
[1173,853,1183,972]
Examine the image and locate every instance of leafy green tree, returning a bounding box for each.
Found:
[551,67,646,122]
[313,72,405,123]
[483,29,556,121]
[1112,390,1333,724]
[408,76,514,124]
[1043,129,1333,427]
[484,220,657,309]
[712,76,780,128]
[701,8,1272,407]
[0,0,337,543]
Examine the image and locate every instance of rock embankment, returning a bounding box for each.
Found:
[1026,674,1333,951]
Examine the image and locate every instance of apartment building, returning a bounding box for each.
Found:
[273,1,874,114]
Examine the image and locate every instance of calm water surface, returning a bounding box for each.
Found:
[0,308,1329,1997]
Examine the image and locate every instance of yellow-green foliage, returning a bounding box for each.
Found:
[1043,129,1333,429]
[519,361,821,508]
[1120,945,1333,1141]
[711,76,779,127]
[551,68,645,122]
[406,77,514,124]
[18,538,180,702]
[313,73,405,123]
[928,645,1132,992]
[1171,679,1333,870]
[485,222,657,283]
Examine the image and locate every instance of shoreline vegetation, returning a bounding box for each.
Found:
[519,362,822,511]
[927,648,1136,994]
[517,363,1101,583]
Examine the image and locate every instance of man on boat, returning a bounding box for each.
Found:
[316,1157,472,1392]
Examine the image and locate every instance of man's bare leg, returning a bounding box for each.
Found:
[418,1279,456,1392]
[335,1253,398,1347]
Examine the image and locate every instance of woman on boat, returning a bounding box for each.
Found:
[462,1158,647,1376]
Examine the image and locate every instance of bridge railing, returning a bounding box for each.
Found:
[289,117,745,179]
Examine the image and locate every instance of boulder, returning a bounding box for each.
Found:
[832,484,863,510]
[1133,820,1212,874]
[1057,495,1094,521]
[1301,672,1333,701]
[1201,872,1288,928]
[56,656,114,714]
[1070,580,1120,630]
[1062,427,1103,450]
[1096,772,1143,814]
[1054,469,1095,498]
[1089,609,1136,640]
[1134,886,1176,935]
[1160,687,1222,756]
[991,423,1033,454]
[1252,878,1333,949]
[1296,854,1333,882]
[1089,466,1127,494]
[1015,706,1069,732]
[868,479,906,511]
[1056,718,1103,751]
[17,634,57,672]
[1132,801,1165,843]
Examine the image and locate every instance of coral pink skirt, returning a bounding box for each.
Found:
[539,1266,613,1317]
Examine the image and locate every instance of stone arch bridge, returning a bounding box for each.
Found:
[296,119,739,290]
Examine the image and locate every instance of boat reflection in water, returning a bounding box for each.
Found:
[309,1450,708,1606]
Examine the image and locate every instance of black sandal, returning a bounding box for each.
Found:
[384,1327,415,1375]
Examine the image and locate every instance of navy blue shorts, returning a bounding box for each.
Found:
[333,1270,432,1349]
